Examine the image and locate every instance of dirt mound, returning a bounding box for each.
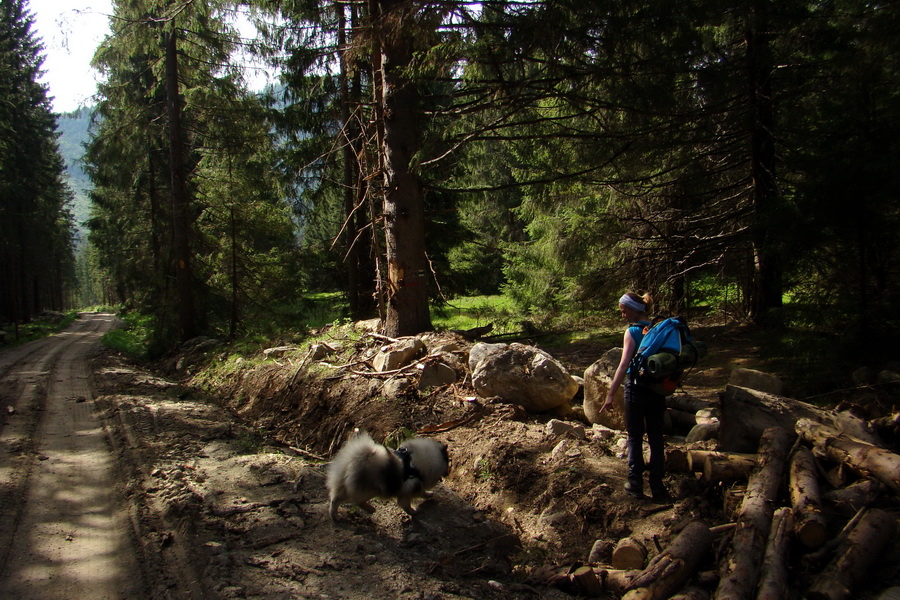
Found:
[125,321,899,599]
[198,326,728,575]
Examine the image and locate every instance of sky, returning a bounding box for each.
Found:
[28,0,275,115]
[29,0,113,114]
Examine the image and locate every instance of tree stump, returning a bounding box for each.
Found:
[613,537,648,570]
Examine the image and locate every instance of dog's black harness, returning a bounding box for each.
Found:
[394,447,422,480]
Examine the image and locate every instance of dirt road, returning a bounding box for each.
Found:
[0,316,530,600]
[0,313,144,600]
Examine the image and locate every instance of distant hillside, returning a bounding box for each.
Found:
[57,107,93,241]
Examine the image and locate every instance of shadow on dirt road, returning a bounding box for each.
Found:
[0,313,145,600]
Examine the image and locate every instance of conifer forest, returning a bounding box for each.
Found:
[2,0,899,362]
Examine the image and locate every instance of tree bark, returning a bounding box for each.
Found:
[666,395,717,414]
[339,2,375,320]
[569,565,603,596]
[687,450,753,471]
[699,452,758,484]
[745,0,783,325]
[164,28,196,342]
[823,478,885,516]
[806,508,897,600]
[671,587,711,600]
[621,521,714,600]
[720,385,879,453]
[795,418,900,493]
[599,569,643,595]
[668,408,697,433]
[375,0,432,337]
[685,421,719,443]
[715,426,791,600]
[755,507,793,600]
[788,445,827,549]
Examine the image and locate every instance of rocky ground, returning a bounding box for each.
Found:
[3,315,899,599]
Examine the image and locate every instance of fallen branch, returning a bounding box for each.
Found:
[803,507,869,571]
[346,352,447,378]
[416,409,486,434]
[287,446,327,462]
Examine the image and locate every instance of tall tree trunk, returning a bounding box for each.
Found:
[375,0,432,337]
[339,3,373,320]
[164,29,196,342]
[230,204,239,339]
[745,1,782,325]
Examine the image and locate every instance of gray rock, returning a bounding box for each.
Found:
[545,419,586,440]
[418,353,463,390]
[373,338,426,372]
[468,342,579,412]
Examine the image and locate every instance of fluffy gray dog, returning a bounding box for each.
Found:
[326,432,450,520]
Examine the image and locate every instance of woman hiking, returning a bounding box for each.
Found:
[600,292,670,501]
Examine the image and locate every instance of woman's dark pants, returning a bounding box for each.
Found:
[624,379,666,492]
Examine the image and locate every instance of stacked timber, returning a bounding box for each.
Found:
[543,373,900,600]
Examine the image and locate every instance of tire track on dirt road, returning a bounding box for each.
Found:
[0,313,146,600]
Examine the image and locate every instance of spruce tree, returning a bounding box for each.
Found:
[0,0,76,327]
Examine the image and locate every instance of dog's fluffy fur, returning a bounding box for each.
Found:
[326,432,449,520]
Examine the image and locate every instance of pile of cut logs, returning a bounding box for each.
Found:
[544,382,900,600]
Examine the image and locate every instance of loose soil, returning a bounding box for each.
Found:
[1,314,898,599]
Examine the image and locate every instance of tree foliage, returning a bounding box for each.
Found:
[0,0,76,327]
[65,0,900,363]
[85,0,300,349]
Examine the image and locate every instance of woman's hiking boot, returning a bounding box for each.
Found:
[624,480,644,498]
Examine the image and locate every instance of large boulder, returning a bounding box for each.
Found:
[583,347,625,430]
[468,342,579,412]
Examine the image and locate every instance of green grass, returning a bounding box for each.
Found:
[0,311,78,346]
[101,312,154,358]
[298,292,350,329]
[432,295,520,334]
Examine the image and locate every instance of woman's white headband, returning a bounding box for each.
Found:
[619,294,646,312]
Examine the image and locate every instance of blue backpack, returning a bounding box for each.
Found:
[629,316,706,394]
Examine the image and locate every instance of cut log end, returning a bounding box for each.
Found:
[613,537,648,570]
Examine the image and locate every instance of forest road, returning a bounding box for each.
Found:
[0,313,144,600]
